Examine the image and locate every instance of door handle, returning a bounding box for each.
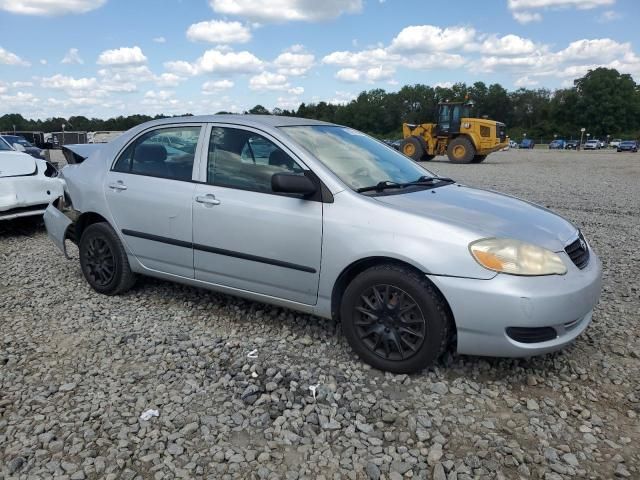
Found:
[108,181,127,191]
[195,194,221,206]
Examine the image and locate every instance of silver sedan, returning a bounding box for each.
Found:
[44,115,602,373]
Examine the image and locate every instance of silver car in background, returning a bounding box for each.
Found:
[44,115,602,373]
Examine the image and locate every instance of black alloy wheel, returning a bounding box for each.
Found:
[354,284,426,361]
[84,236,115,287]
[340,264,452,373]
[79,222,136,295]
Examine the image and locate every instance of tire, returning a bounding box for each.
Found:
[79,222,136,295]
[447,137,475,164]
[399,136,425,161]
[471,155,487,163]
[340,264,452,373]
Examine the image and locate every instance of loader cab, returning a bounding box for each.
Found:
[436,101,473,137]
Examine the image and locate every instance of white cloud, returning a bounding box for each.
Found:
[469,34,540,56]
[202,79,234,94]
[508,0,614,9]
[186,20,251,44]
[61,47,83,64]
[97,46,147,66]
[153,36,166,43]
[40,74,98,96]
[508,0,614,23]
[514,76,539,87]
[335,65,394,83]
[323,48,391,68]
[434,81,454,89]
[512,11,542,23]
[274,49,315,76]
[155,73,185,87]
[12,81,34,87]
[0,0,105,15]
[327,90,356,105]
[389,25,476,53]
[208,0,362,23]
[249,72,289,90]
[0,46,30,66]
[165,49,263,76]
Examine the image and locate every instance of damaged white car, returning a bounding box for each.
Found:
[0,138,64,221]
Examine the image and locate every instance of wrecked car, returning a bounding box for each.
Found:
[44,115,602,373]
[0,137,63,221]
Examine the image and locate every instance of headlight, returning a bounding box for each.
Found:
[469,238,567,276]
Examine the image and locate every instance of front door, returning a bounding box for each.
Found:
[105,124,204,278]
[192,125,322,305]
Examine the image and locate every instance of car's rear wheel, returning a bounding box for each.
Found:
[79,222,136,295]
[340,264,452,373]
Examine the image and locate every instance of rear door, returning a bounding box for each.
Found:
[192,125,323,305]
[104,124,205,278]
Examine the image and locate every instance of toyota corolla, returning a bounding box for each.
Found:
[44,115,602,373]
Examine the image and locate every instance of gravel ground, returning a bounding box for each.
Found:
[1,149,639,479]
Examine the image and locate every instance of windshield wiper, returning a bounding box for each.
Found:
[356,176,455,194]
[400,175,454,188]
[356,180,404,193]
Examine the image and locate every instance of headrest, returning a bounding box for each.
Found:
[136,143,167,163]
[269,149,294,169]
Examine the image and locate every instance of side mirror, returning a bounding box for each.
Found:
[13,143,26,152]
[271,173,317,196]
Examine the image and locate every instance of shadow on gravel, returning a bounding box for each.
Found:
[0,217,45,238]
[125,275,572,384]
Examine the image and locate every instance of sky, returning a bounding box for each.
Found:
[1,0,639,119]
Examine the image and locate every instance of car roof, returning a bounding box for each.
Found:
[139,114,338,129]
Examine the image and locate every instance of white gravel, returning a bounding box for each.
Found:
[1,148,639,479]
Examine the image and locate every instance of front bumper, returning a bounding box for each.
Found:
[428,250,602,357]
[0,177,63,221]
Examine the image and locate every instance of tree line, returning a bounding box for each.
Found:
[1,68,639,141]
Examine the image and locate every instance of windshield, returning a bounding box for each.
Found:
[0,137,13,151]
[280,125,433,191]
[3,135,32,147]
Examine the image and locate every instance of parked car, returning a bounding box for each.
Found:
[609,139,622,149]
[1,134,45,159]
[0,137,63,221]
[44,115,602,373]
[519,138,535,149]
[509,140,518,149]
[583,140,600,150]
[548,139,566,150]
[617,140,638,152]
[565,140,579,150]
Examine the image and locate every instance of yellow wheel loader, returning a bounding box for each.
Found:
[400,101,507,164]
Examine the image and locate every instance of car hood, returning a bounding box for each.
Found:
[374,184,577,252]
[0,152,37,177]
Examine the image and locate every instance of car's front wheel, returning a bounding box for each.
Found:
[79,222,136,295]
[340,264,452,373]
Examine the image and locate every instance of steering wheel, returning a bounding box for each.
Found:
[352,167,370,178]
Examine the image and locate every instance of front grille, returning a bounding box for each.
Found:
[565,233,590,269]
[0,203,49,217]
[506,327,558,344]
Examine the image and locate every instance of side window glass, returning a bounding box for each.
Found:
[207,127,302,193]
[127,126,200,180]
[113,143,134,172]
